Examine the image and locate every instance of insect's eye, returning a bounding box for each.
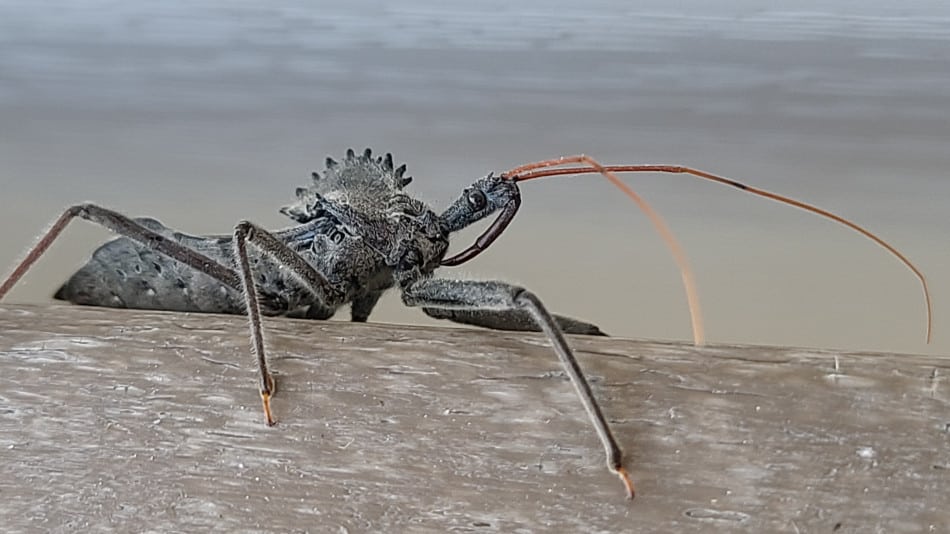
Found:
[466,190,488,211]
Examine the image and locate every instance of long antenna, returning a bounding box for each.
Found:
[507,156,705,346]
[508,157,933,345]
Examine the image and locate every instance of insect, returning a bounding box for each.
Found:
[0,148,932,500]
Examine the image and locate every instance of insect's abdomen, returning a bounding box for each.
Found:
[54,236,246,314]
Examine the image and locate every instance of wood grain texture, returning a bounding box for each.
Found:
[0,304,947,533]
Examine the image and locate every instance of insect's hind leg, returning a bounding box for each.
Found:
[422,307,606,336]
[232,220,341,426]
[401,277,634,499]
[0,203,241,300]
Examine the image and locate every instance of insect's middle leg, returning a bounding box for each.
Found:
[401,277,634,498]
[351,290,384,322]
[232,220,340,426]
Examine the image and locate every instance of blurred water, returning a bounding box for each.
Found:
[1,1,948,355]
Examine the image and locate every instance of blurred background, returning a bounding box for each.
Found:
[1,0,947,356]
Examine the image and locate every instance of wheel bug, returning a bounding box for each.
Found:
[0,148,932,500]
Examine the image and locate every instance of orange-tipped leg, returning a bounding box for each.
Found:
[615,466,636,500]
[260,373,277,426]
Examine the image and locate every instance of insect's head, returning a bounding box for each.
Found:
[439,173,522,266]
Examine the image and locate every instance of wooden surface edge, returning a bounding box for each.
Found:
[0,304,947,533]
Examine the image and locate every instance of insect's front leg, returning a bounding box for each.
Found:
[400,277,634,499]
[232,221,341,426]
[421,306,606,336]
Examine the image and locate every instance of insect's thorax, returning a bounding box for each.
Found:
[292,192,449,281]
[280,149,450,286]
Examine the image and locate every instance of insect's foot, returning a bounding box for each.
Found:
[260,373,277,426]
[615,466,635,500]
[260,389,277,427]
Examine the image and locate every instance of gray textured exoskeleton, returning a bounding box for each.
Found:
[0,149,639,496]
[0,148,933,500]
